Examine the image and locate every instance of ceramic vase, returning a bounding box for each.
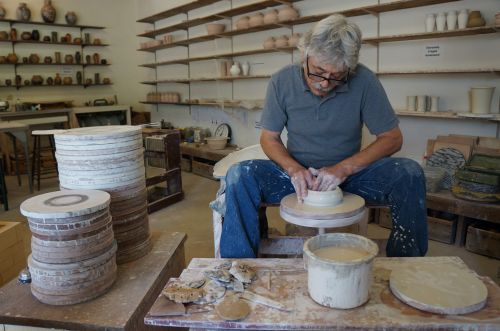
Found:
[93,53,100,64]
[31,30,40,41]
[446,10,457,30]
[41,0,56,23]
[430,96,439,112]
[0,5,5,19]
[54,52,61,64]
[10,28,17,41]
[7,53,18,64]
[17,3,31,21]
[63,76,72,85]
[407,96,417,112]
[65,54,74,64]
[28,53,39,64]
[458,9,469,29]
[75,51,81,64]
[425,14,436,32]
[65,11,77,25]
[85,54,91,64]
[263,9,278,24]
[436,12,446,32]
[470,87,495,114]
[46,77,53,85]
[417,95,427,112]
[230,63,241,76]
[241,61,250,76]
[51,31,58,42]
[76,71,82,85]
[54,73,62,85]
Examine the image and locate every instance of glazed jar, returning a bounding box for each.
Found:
[65,11,77,25]
[44,56,52,64]
[93,53,100,64]
[65,54,74,64]
[10,28,17,41]
[230,62,241,76]
[65,33,72,43]
[235,16,249,30]
[54,73,62,85]
[73,37,82,44]
[436,12,446,31]
[85,54,91,64]
[249,13,264,27]
[289,32,301,47]
[275,35,289,48]
[31,29,40,41]
[457,9,469,29]
[76,71,82,85]
[41,0,56,23]
[21,31,32,40]
[263,36,275,49]
[17,3,31,21]
[15,75,22,86]
[446,10,457,31]
[467,11,485,28]
[63,76,73,85]
[46,77,54,85]
[425,14,436,32]
[28,53,39,64]
[54,52,61,64]
[5,79,11,86]
[7,53,18,64]
[31,75,43,86]
[278,5,299,22]
[0,31,8,41]
[263,9,278,24]
[75,51,81,64]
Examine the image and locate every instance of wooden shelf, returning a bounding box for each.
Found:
[0,83,113,89]
[141,99,262,108]
[0,18,104,29]
[141,75,270,85]
[396,110,500,122]
[378,68,500,75]
[137,0,220,23]
[364,25,500,45]
[140,47,295,68]
[138,0,458,39]
[0,63,110,67]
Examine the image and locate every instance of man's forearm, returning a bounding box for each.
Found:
[260,134,303,175]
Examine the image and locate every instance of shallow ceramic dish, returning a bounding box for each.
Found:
[206,137,229,150]
[303,188,343,207]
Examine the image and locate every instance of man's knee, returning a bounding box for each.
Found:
[390,158,424,183]
[226,160,261,187]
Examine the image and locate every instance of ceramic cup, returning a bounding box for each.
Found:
[407,96,417,111]
[430,96,439,112]
[446,10,457,30]
[417,95,428,112]
[470,86,495,114]
[436,12,446,32]
[425,14,436,32]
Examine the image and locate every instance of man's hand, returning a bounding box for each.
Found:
[310,165,349,191]
[289,167,314,203]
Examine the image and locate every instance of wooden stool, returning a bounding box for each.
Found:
[31,129,64,190]
[0,155,8,211]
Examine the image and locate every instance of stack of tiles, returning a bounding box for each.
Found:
[54,126,151,264]
[20,190,116,305]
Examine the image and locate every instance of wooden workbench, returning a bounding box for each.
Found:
[0,231,186,331]
[180,143,237,179]
[145,257,500,330]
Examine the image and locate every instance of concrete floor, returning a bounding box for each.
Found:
[1,171,499,285]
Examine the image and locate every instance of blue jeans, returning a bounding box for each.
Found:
[220,157,428,258]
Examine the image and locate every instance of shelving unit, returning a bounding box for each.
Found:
[0,18,110,89]
[137,0,500,125]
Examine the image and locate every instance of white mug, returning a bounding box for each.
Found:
[407,96,417,111]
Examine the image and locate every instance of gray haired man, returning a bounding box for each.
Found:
[220,14,428,258]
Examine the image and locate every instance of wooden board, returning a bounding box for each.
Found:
[0,232,186,331]
[145,257,500,330]
[389,263,488,314]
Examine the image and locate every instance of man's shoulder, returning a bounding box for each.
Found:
[353,63,376,79]
[270,63,300,82]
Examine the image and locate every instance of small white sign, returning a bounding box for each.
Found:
[62,66,74,75]
[424,44,441,58]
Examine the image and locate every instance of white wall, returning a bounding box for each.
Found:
[0,0,144,111]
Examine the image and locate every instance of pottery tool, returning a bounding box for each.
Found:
[241,291,293,312]
[280,192,366,234]
[389,263,488,314]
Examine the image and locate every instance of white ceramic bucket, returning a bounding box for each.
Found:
[303,233,378,309]
[470,86,495,114]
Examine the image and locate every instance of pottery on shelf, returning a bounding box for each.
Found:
[29,53,40,64]
[249,12,264,27]
[470,86,495,114]
[5,79,11,86]
[278,5,299,22]
[263,36,275,49]
[235,16,249,30]
[303,188,343,207]
[17,3,31,21]
[65,11,77,25]
[65,54,74,64]
[22,57,28,63]
[263,9,278,24]
[65,33,72,43]
[206,23,225,34]
[93,38,101,45]
[458,9,469,29]
[21,31,32,40]
[31,75,43,86]
[94,73,100,84]
[230,62,241,76]
[73,37,82,44]
[0,56,5,64]
[85,54,91,64]
[85,78,92,85]
[15,75,21,86]
[446,10,457,31]
[289,32,301,47]
[54,73,62,85]
[63,76,72,85]
[31,29,40,41]
[241,61,250,76]
[41,0,56,23]
[467,11,485,28]
[76,71,82,85]
[275,35,289,48]
[44,56,52,64]
[0,31,8,41]
[7,53,18,64]
[24,80,30,86]
[93,53,100,64]
[0,4,5,19]
[10,28,17,41]
[43,36,51,42]
[46,76,54,85]
[54,52,61,64]
[103,78,111,84]
[75,51,81,64]
[436,12,446,32]
[425,13,436,32]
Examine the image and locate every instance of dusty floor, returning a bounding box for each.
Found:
[1,171,499,285]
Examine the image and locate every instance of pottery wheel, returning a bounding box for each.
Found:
[20,190,110,218]
[389,263,488,315]
[280,192,365,229]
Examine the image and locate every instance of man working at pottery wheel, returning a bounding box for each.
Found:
[220,14,427,258]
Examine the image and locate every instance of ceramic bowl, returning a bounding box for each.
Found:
[303,188,343,207]
[236,16,249,30]
[249,13,264,27]
[206,137,228,150]
[206,23,226,35]
[263,36,275,49]
[274,35,289,48]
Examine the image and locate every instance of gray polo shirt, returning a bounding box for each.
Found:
[260,63,398,169]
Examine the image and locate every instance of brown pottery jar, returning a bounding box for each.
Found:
[41,0,56,23]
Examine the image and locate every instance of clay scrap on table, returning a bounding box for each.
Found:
[229,261,257,284]
[162,283,204,304]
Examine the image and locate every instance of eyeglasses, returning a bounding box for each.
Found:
[306,55,349,84]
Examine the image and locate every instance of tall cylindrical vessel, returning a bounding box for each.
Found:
[54,126,151,264]
[470,87,495,114]
[446,10,457,30]
[303,233,378,309]
[458,9,469,29]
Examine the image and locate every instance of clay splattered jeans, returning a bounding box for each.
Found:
[220,157,428,258]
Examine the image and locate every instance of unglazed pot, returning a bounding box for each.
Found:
[29,53,40,64]
[274,35,289,48]
[31,75,43,86]
[263,9,278,24]
[65,11,77,25]
[303,188,343,207]
[10,28,17,41]
[289,32,301,47]
[458,9,469,29]
[249,12,264,27]
[65,54,74,64]
[7,53,18,64]
[235,16,249,30]
[425,14,436,32]
[41,0,56,23]
[63,76,73,85]
[21,31,32,40]
[0,31,8,41]
[446,10,457,30]
[44,56,52,64]
[54,73,62,85]
[17,3,31,21]
[278,5,299,22]
[206,23,225,34]
[263,36,275,49]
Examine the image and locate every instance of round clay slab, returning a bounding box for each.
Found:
[21,190,110,218]
[54,125,141,141]
[215,295,251,321]
[389,263,488,314]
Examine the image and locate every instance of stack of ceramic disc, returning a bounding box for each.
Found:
[20,190,117,305]
[54,126,151,264]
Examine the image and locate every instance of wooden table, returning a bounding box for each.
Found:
[180,143,237,179]
[145,257,500,330]
[0,231,186,331]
